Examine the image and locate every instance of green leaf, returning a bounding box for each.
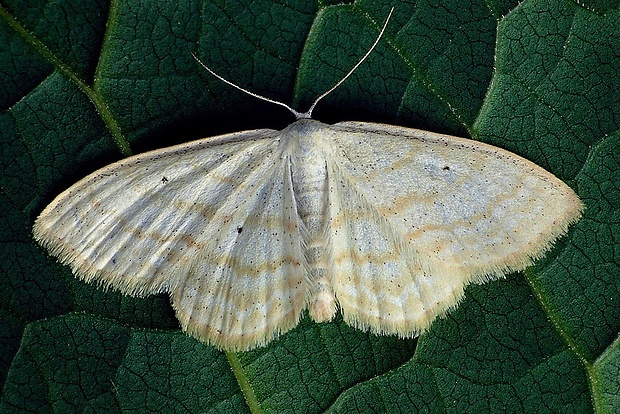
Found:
[1,0,618,412]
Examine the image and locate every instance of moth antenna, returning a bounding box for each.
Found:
[305,7,394,118]
[192,7,394,119]
[191,52,304,118]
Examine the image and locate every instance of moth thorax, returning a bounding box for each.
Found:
[290,143,329,237]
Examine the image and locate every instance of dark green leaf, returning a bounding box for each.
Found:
[1,0,618,412]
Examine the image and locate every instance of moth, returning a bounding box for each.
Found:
[34,9,583,351]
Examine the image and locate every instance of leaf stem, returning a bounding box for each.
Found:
[226,351,264,414]
[0,4,132,157]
